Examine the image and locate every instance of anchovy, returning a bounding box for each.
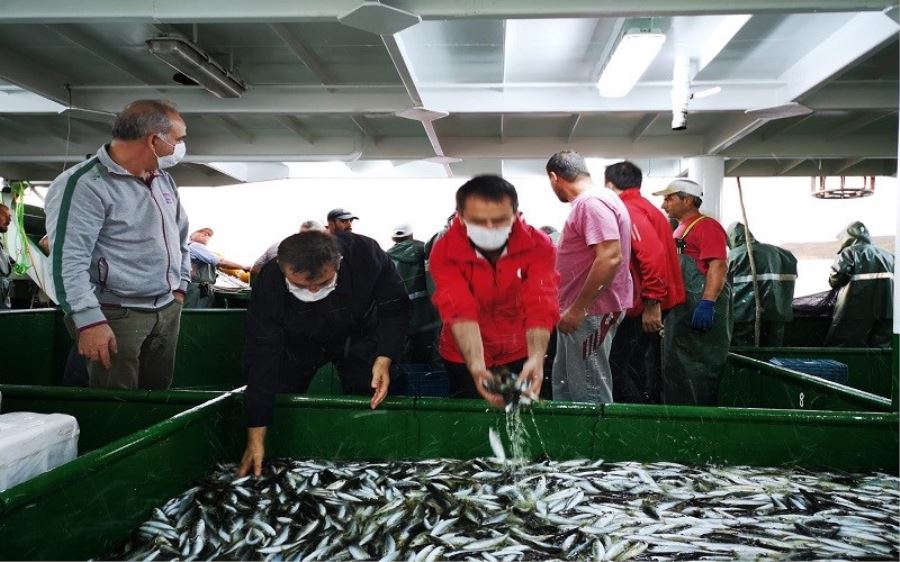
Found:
[111,458,900,561]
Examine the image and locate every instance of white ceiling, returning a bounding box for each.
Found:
[0,0,896,184]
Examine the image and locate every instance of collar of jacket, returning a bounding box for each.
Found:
[97,144,162,182]
[444,215,536,263]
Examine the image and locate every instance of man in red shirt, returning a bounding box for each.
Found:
[429,175,560,406]
[605,162,685,404]
[654,178,732,406]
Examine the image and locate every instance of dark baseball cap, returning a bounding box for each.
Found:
[327,208,358,221]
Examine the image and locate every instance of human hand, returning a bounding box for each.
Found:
[642,301,663,332]
[691,299,716,331]
[78,323,117,369]
[470,364,505,408]
[558,306,586,334]
[517,356,544,399]
[237,427,266,477]
[173,291,184,303]
[370,356,391,409]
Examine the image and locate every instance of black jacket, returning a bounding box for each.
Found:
[243,232,410,426]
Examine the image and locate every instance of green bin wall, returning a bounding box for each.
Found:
[731,346,893,397]
[0,390,896,560]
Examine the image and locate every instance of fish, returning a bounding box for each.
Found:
[111,458,900,561]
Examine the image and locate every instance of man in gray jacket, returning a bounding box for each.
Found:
[45,100,191,389]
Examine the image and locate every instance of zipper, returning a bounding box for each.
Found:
[146,179,174,294]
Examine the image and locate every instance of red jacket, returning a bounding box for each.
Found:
[618,189,685,315]
[429,216,560,366]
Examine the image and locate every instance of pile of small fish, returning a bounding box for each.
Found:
[112,457,899,561]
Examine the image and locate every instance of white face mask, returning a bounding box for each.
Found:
[154,136,186,169]
[465,221,512,251]
[285,272,338,302]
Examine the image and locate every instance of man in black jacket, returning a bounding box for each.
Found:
[238,230,410,476]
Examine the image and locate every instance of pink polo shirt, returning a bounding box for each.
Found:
[557,188,633,316]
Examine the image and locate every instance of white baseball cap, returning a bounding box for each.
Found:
[653,178,703,198]
[392,223,413,237]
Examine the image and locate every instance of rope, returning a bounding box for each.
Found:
[735,177,763,347]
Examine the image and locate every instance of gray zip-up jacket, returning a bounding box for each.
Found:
[45,145,191,330]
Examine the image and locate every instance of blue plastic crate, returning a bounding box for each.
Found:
[769,358,849,385]
[399,363,450,398]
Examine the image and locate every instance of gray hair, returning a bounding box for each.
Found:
[676,192,703,208]
[546,150,591,182]
[111,99,180,141]
[300,220,325,232]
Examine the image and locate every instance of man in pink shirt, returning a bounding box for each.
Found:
[546,151,633,403]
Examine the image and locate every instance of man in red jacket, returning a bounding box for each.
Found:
[429,175,560,406]
[604,161,685,404]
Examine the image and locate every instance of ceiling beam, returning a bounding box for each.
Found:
[0,1,889,23]
[725,158,747,175]
[58,80,896,115]
[826,111,897,139]
[631,113,659,141]
[275,115,315,145]
[0,43,70,104]
[349,116,377,142]
[269,23,336,90]
[381,34,423,106]
[777,12,899,103]
[705,114,769,155]
[759,113,816,141]
[832,157,866,174]
[723,134,895,159]
[215,116,255,144]
[49,24,156,84]
[566,113,582,143]
[777,159,806,175]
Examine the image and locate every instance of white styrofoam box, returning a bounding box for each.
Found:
[0,412,80,492]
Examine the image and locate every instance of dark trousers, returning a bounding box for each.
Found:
[609,314,663,404]
[444,358,525,399]
[278,336,400,396]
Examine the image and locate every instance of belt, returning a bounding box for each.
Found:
[732,273,797,283]
[850,272,893,281]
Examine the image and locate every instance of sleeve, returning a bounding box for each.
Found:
[630,213,668,301]
[188,243,222,267]
[828,249,854,289]
[429,235,479,323]
[698,222,728,264]
[44,174,107,330]
[175,189,191,292]
[521,233,561,330]
[369,241,412,360]
[253,243,278,272]
[243,262,287,427]
[581,198,621,247]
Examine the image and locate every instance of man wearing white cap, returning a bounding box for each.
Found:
[387,223,439,363]
[653,178,731,406]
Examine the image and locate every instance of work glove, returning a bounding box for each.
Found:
[691,299,716,331]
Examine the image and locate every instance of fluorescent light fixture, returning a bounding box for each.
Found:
[597,31,666,98]
[698,15,751,71]
[395,106,449,121]
[147,38,246,99]
[338,2,421,35]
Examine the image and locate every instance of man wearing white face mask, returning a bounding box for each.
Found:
[45,99,191,390]
[239,230,411,476]
[429,175,560,407]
